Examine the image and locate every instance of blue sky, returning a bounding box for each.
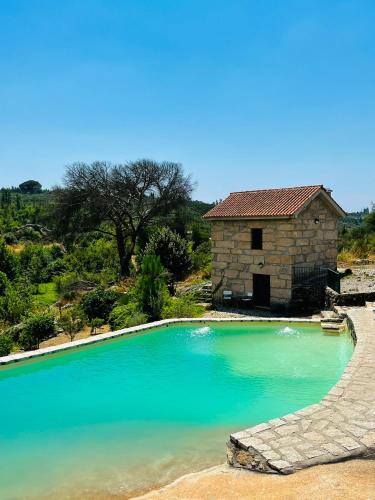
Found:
[0,0,374,210]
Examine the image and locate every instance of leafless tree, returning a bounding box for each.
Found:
[52,160,193,276]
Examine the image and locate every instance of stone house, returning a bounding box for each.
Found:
[203,185,345,309]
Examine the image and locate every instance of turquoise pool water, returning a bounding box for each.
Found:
[0,322,353,499]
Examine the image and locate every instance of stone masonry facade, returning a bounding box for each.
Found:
[211,196,339,307]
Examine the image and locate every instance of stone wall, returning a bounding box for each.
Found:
[326,287,375,308]
[210,195,339,307]
[292,196,338,269]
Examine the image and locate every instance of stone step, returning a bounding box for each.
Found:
[320,321,343,331]
[320,317,343,324]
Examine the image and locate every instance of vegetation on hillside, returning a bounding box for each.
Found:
[0,167,213,355]
[338,207,375,262]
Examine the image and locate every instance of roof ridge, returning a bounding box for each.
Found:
[229,185,323,195]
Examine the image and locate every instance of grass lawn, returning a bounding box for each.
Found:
[34,282,59,306]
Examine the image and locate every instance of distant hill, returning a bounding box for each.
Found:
[340,209,370,228]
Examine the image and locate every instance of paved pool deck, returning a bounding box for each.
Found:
[228,306,375,473]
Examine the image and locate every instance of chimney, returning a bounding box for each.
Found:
[326,188,332,197]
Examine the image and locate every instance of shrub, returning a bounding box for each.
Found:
[0,272,9,295]
[143,228,192,281]
[127,312,148,328]
[46,258,67,279]
[0,239,19,280]
[19,312,55,350]
[191,223,209,250]
[191,241,211,271]
[3,232,18,245]
[54,272,80,293]
[20,227,42,242]
[80,286,118,321]
[89,317,104,335]
[19,244,53,283]
[108,302,146,330]
[136,255,168,320]
[161,295,204,319]
[0,333,13,356]
[58,308,84,341]
[0,279,34,324]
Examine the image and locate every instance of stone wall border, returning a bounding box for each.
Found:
[0,317,320,367]
[228,307,375,474]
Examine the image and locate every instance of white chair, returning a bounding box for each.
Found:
[241,292,253,303]
[223,290,233,302]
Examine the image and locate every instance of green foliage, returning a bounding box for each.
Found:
[45,258,67,280]
[19,312,55,350]
[3,232,18,245]
[0,333,13,356]
[161,295,204,319]
[364,210,375,234]
[339,208,375,259]
[108,302,147,330]
[191,222,210,250]
[19,244,51,283]
[0,272,9,295]
[58,308,84,341]
[33,282,59,306]
[80,286,118,321]
[19,180,42,194]
[54,271,80,293]
[191,241,212,272]
[19,227,42,242]
[136,255,168,321]
[127,312,148,328]
[89,317,104,335]
[0,240,19,280]
[63,237,119,279]
[0,278,34,324]
[144,227,192,280]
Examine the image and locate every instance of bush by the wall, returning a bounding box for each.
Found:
[80,286,118,321]
[19,312,55,350]
[136,255,168,320]
[161,295,204,319]
[109,303,148,330]
[0,333,13,356]
[143,228,192,281]
[0,239,19,280]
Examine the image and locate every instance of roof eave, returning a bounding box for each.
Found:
[202,214,294,221]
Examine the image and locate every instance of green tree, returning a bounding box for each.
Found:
[136,255,168,320]
[0,333,13,356]
[19,312,55,350]
[19,180,42,194]
[0,239,19,280]
[80,287,118,321]
[0,279,34,324]
[0,272,9,295]
[59,308,84,341]
[19,245,51,284]
[89,317,104,335]
[143,227,192,281]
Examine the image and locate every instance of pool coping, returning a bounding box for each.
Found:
[0,316,320,366]
[228,306,375,473]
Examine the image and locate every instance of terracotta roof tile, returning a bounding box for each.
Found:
[203,185,324,219]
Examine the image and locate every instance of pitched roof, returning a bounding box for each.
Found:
[203,185,345,219]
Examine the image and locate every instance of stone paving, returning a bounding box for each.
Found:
[228,306,375,474]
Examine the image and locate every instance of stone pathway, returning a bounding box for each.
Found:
[228,306,375,474]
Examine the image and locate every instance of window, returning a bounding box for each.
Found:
[251,228,263,250]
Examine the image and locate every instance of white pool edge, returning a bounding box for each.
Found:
[0,316,320,366]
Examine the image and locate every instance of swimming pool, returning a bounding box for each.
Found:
[0,321,353,498]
